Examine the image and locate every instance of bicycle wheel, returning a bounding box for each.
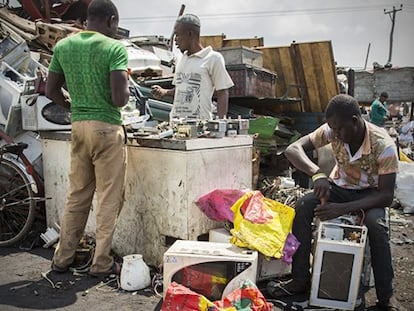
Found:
[0,157,37,246]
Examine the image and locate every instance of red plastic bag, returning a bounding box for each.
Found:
[179,266,227,301]
[161,280,273,311]
[196,189,245,222]
[161,282,221,311]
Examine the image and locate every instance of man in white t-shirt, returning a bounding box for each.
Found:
[151,14,234,120]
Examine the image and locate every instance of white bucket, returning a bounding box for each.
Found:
[120,254,151,291]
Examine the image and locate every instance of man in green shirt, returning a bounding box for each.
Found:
[370,91,389,127]
[46,0,129,277]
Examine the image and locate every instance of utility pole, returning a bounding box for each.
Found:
[384,4,403,66]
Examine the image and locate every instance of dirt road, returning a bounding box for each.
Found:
[0,209,412,311]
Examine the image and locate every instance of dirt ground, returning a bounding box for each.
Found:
[0,208,413,311]
[368,208,414,310]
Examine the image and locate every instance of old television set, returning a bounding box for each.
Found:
[163,240,258,301]
[310,222,368,310]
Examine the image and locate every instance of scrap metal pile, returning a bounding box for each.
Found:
[0,1,87,63]
[260,176,311,208]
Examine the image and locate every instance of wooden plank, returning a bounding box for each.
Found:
[307,42,325,112]
[0,8,36,34]
[314,41,339,111]
[291,41,339,112]
[278,47,300,99]
[0,18,37,42]
[35,21,79,50]
[223,37,264,48]
[255,46,302,113]
[200,35,225,50]
[291,43,310,112]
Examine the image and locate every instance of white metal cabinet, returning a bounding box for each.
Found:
[41,133,252,265]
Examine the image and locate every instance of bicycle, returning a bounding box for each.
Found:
[0,129,45,247]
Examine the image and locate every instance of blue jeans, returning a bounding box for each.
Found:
[292,183,394,300]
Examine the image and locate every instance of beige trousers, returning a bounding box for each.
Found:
[53,120,127,273]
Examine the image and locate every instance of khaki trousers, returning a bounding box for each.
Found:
[53,120,127,273]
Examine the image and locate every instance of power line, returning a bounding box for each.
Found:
[120,4,397,23]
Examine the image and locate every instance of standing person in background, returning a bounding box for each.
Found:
[151,14,234,120]
[370,91,389,127]
[269,94,406,311]
[46,0,129,277]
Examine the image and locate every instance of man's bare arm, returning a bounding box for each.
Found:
[215,89,229,118]
[110,70,130,107]
[46,72,71,109]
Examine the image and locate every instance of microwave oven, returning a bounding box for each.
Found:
[21,94,71,131]
[163,240,258,301]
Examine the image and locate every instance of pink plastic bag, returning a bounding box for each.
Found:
[196,189,245,222]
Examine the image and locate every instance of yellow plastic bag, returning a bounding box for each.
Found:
[230,191,295,258]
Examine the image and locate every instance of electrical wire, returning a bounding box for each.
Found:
[120,3,412,23]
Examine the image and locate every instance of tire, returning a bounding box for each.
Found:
[0,158,37,247]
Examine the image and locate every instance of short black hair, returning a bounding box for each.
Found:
[87,0,118,19]
[380,92,389,98]
[325,94,361,121]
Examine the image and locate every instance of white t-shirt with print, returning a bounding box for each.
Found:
[171,46,234,120]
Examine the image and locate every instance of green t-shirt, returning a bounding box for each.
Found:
[370,98,388,127]
[48,31,128,125]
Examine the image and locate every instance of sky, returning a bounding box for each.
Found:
[113,0,414,69]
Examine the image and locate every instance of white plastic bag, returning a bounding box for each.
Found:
[395,162,414,213]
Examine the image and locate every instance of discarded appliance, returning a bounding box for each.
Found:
[209,228,291,281]
[163,240,258,301]
[206,119,227,138]
[121,39,163,78]
[310,221,367,310]
[21,95,71,131]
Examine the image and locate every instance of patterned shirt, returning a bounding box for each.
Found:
[48,31,128,125]
[310,120,398,189]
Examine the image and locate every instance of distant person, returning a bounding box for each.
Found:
[46,0,129,277]
[269,94,406,311]
[370,91,389,127]
[151,14,234,120]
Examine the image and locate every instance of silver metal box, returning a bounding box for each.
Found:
[218,46,263,68]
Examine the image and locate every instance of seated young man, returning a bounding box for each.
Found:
[268,94,405,311]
